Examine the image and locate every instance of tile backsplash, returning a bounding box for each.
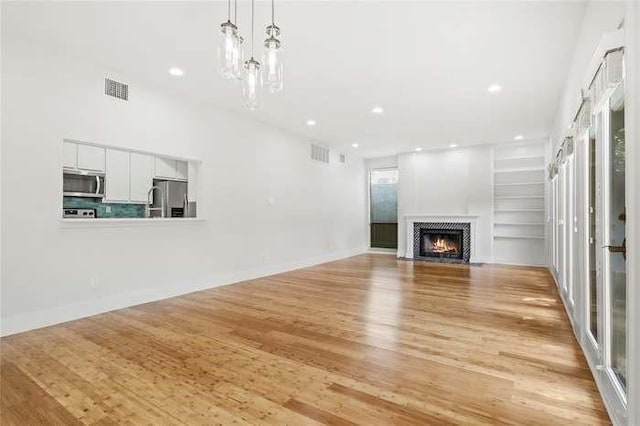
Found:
[63,197,146,218]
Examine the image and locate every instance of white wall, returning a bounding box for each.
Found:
[0,36,368,335]
[550,1,626,151]
[396,146,493,262]
[366,156,398,171]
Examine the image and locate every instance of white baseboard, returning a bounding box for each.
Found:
[491,260,546,267]
[471,256,493,264]
[367,248,397,255]
[1,246,368,337]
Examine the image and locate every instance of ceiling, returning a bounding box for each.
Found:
[3,1,586,158]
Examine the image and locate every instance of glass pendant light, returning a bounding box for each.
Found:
[218,0,238,79]
[263,0,283,93]
[231,0,244,80]
[233,36,245,80]
[242,0,262,110]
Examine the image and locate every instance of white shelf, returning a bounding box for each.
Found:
[495,222,545,226]
[494,195,544,199]
[494,167,545,173]
[493,142,546,266]
[494,155,545,162]
[494,182,544,186]
[493,141,547,265]
[494,235,545,240]
[495,209,544,213]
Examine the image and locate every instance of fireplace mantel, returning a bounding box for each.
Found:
[404,215,479,262]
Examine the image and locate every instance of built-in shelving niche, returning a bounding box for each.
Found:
[493,143,546,265]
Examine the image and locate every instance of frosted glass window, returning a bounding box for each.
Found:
[370,169,398,224]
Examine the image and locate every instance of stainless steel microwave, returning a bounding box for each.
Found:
[63,170,105,198]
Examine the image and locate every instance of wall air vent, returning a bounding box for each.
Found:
[311,144,330,164]
[104,78,128,101]
[339,154,346,163]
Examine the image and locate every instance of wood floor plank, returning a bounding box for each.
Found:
[0,254,610,424]
[283,398,356,426]
[0,360,82,425]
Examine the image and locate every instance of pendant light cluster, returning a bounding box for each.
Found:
[218,0,283,111]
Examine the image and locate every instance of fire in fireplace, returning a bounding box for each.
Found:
[413,221,470,263]
[420,230,463,260]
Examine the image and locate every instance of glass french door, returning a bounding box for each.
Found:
[585,114,601,359]
[585,80,627,417]
[604,82,626,394]
[558,163,567,294]
[565,151,575,309]
[552,176,559,272]
[555,145,577,323]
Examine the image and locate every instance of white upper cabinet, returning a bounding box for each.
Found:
[155,156,177,179]
[155,157,187,180]
[77,145,106,172]
[176,160,188,180]
[130,152,155,203]
[63,141,77,169]
[105,149,130,202]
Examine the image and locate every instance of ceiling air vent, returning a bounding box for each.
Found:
[104,78,128,101]
[311,144,330,164]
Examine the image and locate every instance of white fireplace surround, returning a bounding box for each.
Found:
[404,214,479,262]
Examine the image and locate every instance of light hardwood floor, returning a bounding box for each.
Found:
[1,254,609,425]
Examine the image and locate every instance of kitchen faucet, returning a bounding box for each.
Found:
[146,185,165,218]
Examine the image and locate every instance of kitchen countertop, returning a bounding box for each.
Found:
[60,217,205,228]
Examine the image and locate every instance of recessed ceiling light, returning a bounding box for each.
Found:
[306,120,316,126]
[371,106,384,114]
[514,135,524,140]
[169,67,184,77]
[415,147,422,152]
[352,143,359,148]
[449,143,458,148]
[487,84,502,93]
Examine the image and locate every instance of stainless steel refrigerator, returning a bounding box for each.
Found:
[151,179,189,218]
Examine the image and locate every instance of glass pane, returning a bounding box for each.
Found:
[608,84,626,390]
[370,170,398,223]
[588,117,598,341]
[566,155,574,304]
[553,178,559,270]
[559,164,566,291]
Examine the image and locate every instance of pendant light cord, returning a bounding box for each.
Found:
[234,0,237,24]
[227,0,231,21]
[251,0,255,57]
[271,0,275,26]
